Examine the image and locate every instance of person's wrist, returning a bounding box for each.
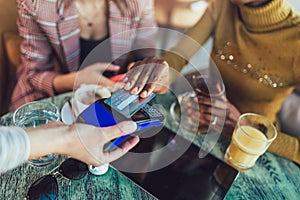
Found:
[27,123,67,158]
[53,72,76,93]
[49,124,72,155]
[57,124,80,156]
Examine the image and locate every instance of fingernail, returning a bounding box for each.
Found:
[119,121,137,133]
[125,82,131,88]
[132,87,139,94]
[123,77,128,82]
[142,91,148,97]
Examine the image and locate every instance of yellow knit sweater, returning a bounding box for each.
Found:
[162,0,300,164]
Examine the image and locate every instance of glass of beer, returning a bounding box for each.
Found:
[224,113,277,171]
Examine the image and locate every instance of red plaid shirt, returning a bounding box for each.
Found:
[11,0,157,110]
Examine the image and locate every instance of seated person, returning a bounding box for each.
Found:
[123,0,300,164]
[11,0,157,110]
[0,121,138,174]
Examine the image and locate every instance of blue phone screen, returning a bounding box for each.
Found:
[78,101,163,152]
[80,101,118,127]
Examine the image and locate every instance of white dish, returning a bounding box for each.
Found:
[61,98,76,125]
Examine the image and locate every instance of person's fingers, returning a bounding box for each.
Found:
[194,95,211,105]
[187,109,209,123]
[124,57,169,97]
[212,99,227,109]
[104,136,139,163]
[187,101,226,118]
[97,76,116,88]
[123,63,136,83]
[225,119,236,130]
[124,61,144,90]
[199,118,209,127]
[90,62,120,72]
[227,103,241,120]
[130,62,156,95]
[100,121,137,141]
[109,82,125,93]
[197,96,227,110]
[227,111,239,124]
[184,98,239,135]
[190,113,201,123]
[200,113,211,123]
[203,106,227,117]
[105,63,120,72]
[141,60,169,97]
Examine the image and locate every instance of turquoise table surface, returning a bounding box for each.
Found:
[1,92,300,199]
[0,93,157,200]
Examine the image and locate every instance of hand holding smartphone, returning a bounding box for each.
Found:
[76,89,164,152]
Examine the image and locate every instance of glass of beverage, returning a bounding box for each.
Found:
[192,74,225,98]
[224,113,277,171]
[13,101,60,167]
[170,75,225,134]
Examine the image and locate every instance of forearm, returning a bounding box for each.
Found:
[161,0,218,79]
[53,72,76,93]
[18,2,67,97]
[26,123,69,159]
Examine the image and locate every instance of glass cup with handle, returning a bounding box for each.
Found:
[224,113,277,171]
[170,74,225,134]
[13,101,60,167]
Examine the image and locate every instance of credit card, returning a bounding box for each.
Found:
[104,89,156,118]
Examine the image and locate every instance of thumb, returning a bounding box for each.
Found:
[101,121,137,141]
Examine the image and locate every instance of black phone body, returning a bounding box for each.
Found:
[76,99,164,151]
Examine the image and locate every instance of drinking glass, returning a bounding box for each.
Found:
[13,101,60,167]
[224,113,277,171]
[170,75,225,134]
[192,74,225,98]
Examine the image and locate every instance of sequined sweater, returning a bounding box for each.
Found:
[162,0,300,163]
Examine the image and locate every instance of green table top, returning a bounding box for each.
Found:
[0,92,299,199]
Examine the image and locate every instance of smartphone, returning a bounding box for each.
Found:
[76,93,164,152]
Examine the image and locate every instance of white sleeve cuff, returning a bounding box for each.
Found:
[0,126,30,174]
